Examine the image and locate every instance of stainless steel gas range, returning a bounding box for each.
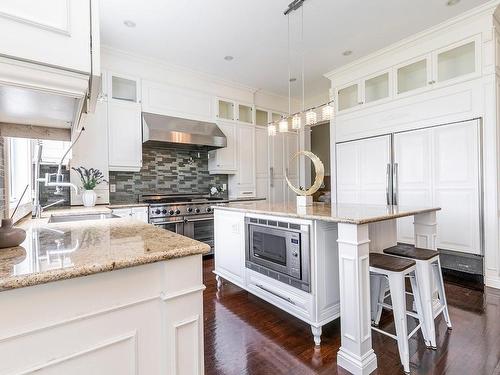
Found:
[141,194,224,255]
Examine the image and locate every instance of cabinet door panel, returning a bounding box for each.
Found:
[256,177,269,199]
[433,121,480,254]
[270,179,285,204]
[108,101,142,170]
[270,134,285,178]
[285,133,299,179]
[0,0,91,72]
[255,127,269,178]
[214,122,237,171]
[214,211,245,285]
[237,125,255,187]
[336,135,391,205]
[394,128,432,244]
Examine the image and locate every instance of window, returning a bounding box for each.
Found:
[7,137,32,216]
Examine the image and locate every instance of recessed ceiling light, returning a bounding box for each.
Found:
[342,50,353,56]
[289,78,297,82]
[123,20,136,28]
[224,55,234,61]
[446,0,460,6]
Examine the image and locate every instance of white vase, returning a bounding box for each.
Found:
[82,189,97,207]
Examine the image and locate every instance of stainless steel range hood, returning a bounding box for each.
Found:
[142,112,227,150]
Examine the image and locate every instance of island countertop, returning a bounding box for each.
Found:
[0,208,210,292]
[212,201,440,224]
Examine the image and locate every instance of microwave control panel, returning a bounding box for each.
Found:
[289,233,301,279]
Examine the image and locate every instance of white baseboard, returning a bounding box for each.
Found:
[485,276,500,290]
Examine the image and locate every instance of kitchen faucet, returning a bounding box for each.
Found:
[32,129,84,218]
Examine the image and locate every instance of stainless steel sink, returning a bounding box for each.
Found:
[48,213,120,223]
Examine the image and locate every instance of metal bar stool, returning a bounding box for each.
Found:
[369,253,426,374]
[383,244,452,349]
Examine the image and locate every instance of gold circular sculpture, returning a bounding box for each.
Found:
[285,151,325,196]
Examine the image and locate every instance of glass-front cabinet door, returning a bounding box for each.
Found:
[217,99,235,120]
[256,109,269,126]
[238,104,253,123]
[435,40,476,84]
[364,72,390,104]
[396,57,429,95]
[337,83,360,111]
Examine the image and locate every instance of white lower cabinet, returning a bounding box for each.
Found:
[214,210,246,287]
[112,207,149,223]
[108,100,142,172]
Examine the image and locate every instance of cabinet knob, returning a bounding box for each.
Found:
[358,101,364,105]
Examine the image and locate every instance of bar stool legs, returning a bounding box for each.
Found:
[388,272,411,373]
[433,258,452,329]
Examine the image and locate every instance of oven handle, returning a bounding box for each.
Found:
[184,216,214,223]
[255,284,296,305]
[151,220,185,225]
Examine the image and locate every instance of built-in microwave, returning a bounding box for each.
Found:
[245,217,310,292]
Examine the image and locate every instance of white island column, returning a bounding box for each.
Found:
[336,222,377,375]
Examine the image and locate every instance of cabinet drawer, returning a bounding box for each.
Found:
[246,270,313,321]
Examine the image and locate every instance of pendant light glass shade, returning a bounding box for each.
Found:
[322,104,334,121]
[305,110,317,126]
[268,124,277,136]
[279,118,288,132]
[292,114,301,130]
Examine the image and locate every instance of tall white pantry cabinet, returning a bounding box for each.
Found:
[326,3,500,288]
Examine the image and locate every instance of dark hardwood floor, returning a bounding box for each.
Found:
[203,258,500,375]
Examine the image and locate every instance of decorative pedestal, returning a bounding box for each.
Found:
[296,195,313,207]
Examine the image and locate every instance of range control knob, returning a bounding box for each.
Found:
[162,209,167,214]
[187,207,193,213]
[206,207,212,213]
[155,209,161,215]
[169,210,175,216]
[175,209,181,215]
[195,208,201,214]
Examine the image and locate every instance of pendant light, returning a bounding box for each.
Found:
[279,117,289,132]
[322,104,334,121]
[268,124,277,136]
[292,114,302,129]
[305,110,317,126]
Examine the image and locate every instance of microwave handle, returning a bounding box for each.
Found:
[255,283,296,305]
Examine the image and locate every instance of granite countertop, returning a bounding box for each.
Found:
[107,197,266,208]
[0,207,210,292]
[212,201,440,225]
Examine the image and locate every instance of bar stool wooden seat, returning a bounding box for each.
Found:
[383,244,452,349]
[369,253,425,374]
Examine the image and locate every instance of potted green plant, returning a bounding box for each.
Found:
[72,167,108,207]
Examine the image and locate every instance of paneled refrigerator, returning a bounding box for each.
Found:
[336,119,483,274]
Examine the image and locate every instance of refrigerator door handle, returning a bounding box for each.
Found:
[386,163,391,205]
[392,163,399,205]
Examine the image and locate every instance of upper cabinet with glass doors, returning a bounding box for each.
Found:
[336,37,480,113]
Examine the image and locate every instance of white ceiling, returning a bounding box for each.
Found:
[100,0,491,100]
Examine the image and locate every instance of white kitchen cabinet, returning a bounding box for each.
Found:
[394,120,481,255]
[255,126,269,199]
[70,100,110,205]
[336,135,392,205]
[228,124,256,198]
[337,83,360,111]
[255,109,269,126]
[141,80,213,122]
[237,104,254,124]
[217,99,235,121]
[396,56,430,95]
[208,121,237,174]
[0,0,91,73]
[214,210,246,287]
[108,100,142,172]
[112,207,149,223]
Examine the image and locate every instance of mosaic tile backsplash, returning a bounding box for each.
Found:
[109,147,228,203]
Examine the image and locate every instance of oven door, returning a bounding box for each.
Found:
[183,215,214,253]
[149,217,184,234]
[247,224,295,276]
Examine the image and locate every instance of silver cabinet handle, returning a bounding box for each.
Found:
[270,167,274,187]
[392,163,399,205]
[386,163,391,205]
[255,284,296,305]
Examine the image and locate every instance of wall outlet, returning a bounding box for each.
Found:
[110,184,116,193]
[222,183,227,191]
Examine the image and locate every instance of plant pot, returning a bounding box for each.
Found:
[0,218,26,249]
[82,189,97,207]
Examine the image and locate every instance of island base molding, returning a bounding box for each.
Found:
[337,347,378,375]
[0,255,206,375]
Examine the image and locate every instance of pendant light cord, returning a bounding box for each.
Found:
[288,14,291,116]
[301,5,305,113]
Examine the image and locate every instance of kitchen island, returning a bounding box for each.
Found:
[212,201,440,375]
[0,208,209,375]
